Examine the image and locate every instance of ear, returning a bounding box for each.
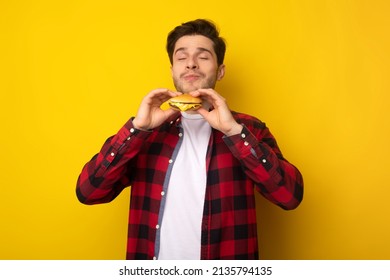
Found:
[217,64,225,81]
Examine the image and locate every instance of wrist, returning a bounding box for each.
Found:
[132,118,150,131]
[132,118,142,130]
[224,123,243,136]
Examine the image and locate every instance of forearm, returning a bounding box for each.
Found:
[76,118,151,204]
[224,125,304,210]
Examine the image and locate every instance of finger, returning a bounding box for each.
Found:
[150,88,177,98]
[167,90,182,97]
[195,88,218,96]
[198,89,224,101]
[188,90,200,97]
[196,107,209,118]
[149,89,179,105]
[148,88,169,97]
[189,89,212,104]
[197,89,227,108]
[164,107,181,119]
[160,91,182,103]
[156,94,172,103]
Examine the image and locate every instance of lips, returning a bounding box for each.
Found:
[182,72,203,81]
[184,75,199,81]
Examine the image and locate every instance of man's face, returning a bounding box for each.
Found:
[171,35,225,93]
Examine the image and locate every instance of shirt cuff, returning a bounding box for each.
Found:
[223,124,274,171]
[112,118,152,151]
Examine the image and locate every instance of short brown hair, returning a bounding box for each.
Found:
[166,19,226,66]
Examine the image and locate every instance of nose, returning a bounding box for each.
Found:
[186,57,198,70]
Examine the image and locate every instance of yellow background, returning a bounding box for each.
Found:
[1,0,389,259]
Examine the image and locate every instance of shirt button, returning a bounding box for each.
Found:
[241,133,246,138]
[244,141,249,146]
[110,152,115,156]
[156,224,160,229]
[153,256,157,260]
[262,158,267,163]
[127,137,131,141]
[130,128,135,133]
[178,132,183,137]
[170,121,174,125]
[169,159,173,164]
[161,191,165,196]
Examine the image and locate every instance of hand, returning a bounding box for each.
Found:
[133,88,180,130]
[191,89,243,136]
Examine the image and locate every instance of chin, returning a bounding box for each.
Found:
[175,82,203,93]
[181,86,199,92]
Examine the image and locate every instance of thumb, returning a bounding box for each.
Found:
[164,108,180,119]
[196,107,209,119]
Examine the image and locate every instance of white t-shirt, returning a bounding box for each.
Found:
[158,112,211,260]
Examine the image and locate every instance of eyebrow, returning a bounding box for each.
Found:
[174,47,213,56]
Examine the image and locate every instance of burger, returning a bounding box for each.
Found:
[168,93,202,112]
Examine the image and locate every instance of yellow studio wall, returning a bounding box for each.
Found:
[1,0,389,259]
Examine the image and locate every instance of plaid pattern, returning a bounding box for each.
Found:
[76,111,303,259]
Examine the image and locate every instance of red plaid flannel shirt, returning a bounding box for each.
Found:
[76,111,303,259]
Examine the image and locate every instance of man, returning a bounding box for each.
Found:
[76,19,303,260]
